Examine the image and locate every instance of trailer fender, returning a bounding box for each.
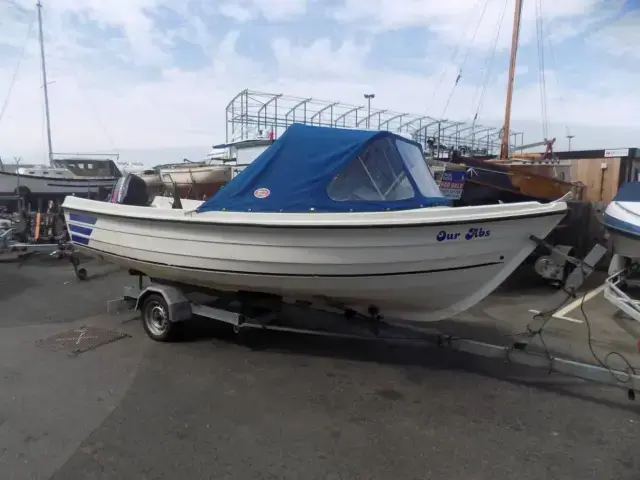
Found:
[134,284,192,322]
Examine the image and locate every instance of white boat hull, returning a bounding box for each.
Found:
[603,201,640,259]
[63,197,566,322]
[0,170,117,196]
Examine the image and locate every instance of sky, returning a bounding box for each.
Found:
[0,0,638,165]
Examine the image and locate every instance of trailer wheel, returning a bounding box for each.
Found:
[141,294,177,342]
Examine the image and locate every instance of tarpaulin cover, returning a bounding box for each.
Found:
[613,181,640,202]
[197,123,450,213]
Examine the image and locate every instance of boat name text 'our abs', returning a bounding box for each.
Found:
[436,227,491,242]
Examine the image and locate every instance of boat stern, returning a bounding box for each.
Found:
[62,196,102,249]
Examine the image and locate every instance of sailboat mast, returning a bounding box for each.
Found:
[499,0,524,160]
[36,1,53,166]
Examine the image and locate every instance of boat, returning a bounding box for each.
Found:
[159,159,231,200]
[448,154,583,206]
[602,182,640,327]
[603,182,640,259]
[0,157,121,201]
[62,123,567,323]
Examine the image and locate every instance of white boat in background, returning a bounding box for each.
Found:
[603,182,640,259]
[0,156,120,198]
[602,182,640,327]
[62,124,567,323]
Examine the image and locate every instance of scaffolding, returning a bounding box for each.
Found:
[226,89,524,156]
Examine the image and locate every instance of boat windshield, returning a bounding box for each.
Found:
[395,139,443,198]
[326,136,443,202]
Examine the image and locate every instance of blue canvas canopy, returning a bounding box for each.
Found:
[196,123,451,213]
[613,182,640,202]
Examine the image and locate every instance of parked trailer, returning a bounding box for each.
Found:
[103,241,639,402]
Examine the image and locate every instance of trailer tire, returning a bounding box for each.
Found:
[141,293,178,342]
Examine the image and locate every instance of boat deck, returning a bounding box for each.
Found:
[1,257,638,479]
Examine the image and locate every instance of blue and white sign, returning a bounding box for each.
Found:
[438,169,467,200]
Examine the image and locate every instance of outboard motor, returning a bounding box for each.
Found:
[171,184,182,209]
[108,173,149,206]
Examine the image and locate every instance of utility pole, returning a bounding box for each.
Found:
[36,1,53,166]
[364,93,375,129]
[566,134,574,152]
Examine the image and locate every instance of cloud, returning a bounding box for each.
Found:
[0,0,638,165]
[217,0,308,22]
[334,0,607,50]
[271,37,370,77]
[588,10,640,59]
[217,3,253,23]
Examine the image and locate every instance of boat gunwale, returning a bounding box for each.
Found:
[0,169,119,183]
[63,198,568,229]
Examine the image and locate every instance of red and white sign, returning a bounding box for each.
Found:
[253,187,270,199]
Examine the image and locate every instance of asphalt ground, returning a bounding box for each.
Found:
[0,255,638,480]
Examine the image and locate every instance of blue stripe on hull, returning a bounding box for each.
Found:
[68,224,93,236]
[69,213,97,225]
[603,213,640,238]
[71,234,90,245]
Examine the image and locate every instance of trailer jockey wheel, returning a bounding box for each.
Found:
[69,253,88,280]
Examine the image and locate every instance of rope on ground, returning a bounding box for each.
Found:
[514,256,638,393]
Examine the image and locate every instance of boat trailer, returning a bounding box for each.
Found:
[0,225,75,261]
[104,239,639,402]
[604,254,640,327]
[0,206,81,266]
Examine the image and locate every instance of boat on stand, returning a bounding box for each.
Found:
[603,182,640,259]
[601,182,640,327]
[63,123,567,324]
